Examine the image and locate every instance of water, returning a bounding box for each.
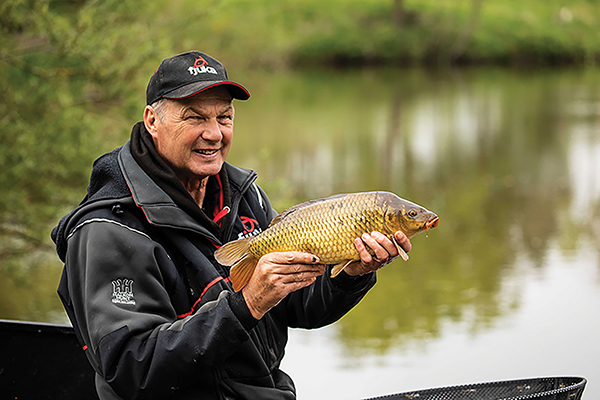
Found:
[283,244,600,399]
[1,65,600,398]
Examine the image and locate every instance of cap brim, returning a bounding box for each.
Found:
[163,81,250,101]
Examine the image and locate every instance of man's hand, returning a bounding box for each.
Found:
[344,231,412,277]
[242,252,325,320]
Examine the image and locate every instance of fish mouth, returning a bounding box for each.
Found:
[425,216,439,236]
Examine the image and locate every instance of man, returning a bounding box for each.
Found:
[52,51,411,400]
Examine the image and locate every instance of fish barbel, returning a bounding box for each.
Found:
[215,191,439,291]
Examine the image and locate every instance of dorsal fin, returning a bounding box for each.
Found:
[269,193,354,227]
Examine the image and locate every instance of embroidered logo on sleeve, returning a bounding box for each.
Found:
[111,279,135,305]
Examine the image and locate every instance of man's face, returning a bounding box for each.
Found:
[146,87,234,184]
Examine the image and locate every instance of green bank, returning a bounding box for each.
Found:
[3,0,600,73]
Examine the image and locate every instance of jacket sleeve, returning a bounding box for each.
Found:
[64,219,253,400]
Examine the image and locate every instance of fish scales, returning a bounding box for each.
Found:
[214,191,439,291]
[250,192,384,263]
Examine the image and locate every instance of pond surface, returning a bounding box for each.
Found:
[2,65,600,399]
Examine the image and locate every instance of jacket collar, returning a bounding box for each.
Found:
[118,141,257,243]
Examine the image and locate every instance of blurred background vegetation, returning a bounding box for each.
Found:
[1,0,600,327]
[2,0,599,240]
[3,2,600,397]
[4,0,600,73]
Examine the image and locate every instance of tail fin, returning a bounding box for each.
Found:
[215,237,258,291]
[230,254,259,291]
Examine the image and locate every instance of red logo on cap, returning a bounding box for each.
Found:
[188,56,218,76]
[193,56,209,69]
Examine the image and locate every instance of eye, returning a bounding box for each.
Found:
[408,209,418,218]
[218,115,233,124]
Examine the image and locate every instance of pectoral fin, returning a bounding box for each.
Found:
[215,237,252,266]
[392,235,409,261]
[330,260,355,278]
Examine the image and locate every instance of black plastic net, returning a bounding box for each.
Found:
[363,376,587,400]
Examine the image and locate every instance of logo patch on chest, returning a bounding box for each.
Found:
[237,216,263,240]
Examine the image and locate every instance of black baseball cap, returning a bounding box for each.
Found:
[146,51,250,105]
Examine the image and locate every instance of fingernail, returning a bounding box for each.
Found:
[312,256,319,263]
[362,233,370,240]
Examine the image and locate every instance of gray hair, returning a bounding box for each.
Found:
[150,98,169,121]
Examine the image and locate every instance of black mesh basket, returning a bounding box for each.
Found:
[363,376,587,400]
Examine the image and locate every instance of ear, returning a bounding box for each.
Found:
[143,105,159,138]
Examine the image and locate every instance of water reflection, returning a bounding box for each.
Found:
[230,67,600,354]
[2,64,600,366]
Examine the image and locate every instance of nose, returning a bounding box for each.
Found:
[201,118,223,142]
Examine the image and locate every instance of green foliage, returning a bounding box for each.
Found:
[288,0,600,66]
[0,0,161,301]
[3,1,600,81]
[2,0,600,336]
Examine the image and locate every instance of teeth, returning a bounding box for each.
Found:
[196,149,218,155]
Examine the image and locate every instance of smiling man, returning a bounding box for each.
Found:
[51,51,411,400]
[144,87,235,205]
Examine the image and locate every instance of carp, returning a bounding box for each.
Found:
[215,191,439,291]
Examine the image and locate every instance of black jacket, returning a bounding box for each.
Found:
[52,140,376,400]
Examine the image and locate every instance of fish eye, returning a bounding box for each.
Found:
[408,209,418,218]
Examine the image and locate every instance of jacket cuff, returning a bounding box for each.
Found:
[228,291,259,331]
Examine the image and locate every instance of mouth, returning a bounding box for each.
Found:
[193,149,220,156]
[425,216,439,237]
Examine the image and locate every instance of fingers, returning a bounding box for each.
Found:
[266,251,321,267]
[349,231,413,276]
[394,230,412,253]
[262,252,325,283]
[362,232,398,262]
[357,232,396,264]
[241,251,325,319]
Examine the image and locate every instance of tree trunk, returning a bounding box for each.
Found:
[393,0,405,27]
